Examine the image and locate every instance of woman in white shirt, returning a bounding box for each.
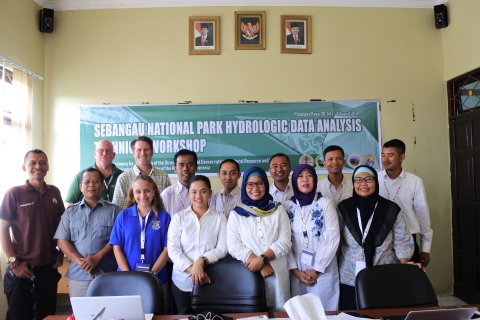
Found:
[285,164,340,311]
[167,175,228,311]
[227,166,292,311]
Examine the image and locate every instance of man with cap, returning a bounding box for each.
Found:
[195,23,214,47]
[64,139,123,207]
[286,22,303,45]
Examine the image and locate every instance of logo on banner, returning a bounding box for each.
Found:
[299,154,314,166]
[363,153,375,167]
[347,153,361,169]
[315,154,325,169]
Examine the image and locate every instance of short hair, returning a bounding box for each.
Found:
[383,139,406,155]
[323,145,345,158]
[174,149,198,165]
[269,153,291,166]
[130,136,153,152]
[24,149,48,163]
[80,168,105,184]
[125,175,165,217]
[188,175,211,190]
[218,159,240,173]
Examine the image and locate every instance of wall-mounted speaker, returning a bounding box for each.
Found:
[434,4,448,29]
[39,8,54,33]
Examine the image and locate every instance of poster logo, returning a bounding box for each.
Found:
[299,154,314,166]
[363,153,375,167]
[347,153,361,169]
[315,154,325,169]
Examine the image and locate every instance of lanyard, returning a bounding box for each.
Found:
[297,193,318,249]
[138,211,150,263]
[103,175,114,201]
[356,203,377,258]
[383,172,405,202]
[177,190,190,209]
[332,179,346,206]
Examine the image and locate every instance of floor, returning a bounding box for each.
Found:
[55,294,469,315]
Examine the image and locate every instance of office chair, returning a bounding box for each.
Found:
[86,271,164,314]
[355,264,438,310]
[189,257,268,315]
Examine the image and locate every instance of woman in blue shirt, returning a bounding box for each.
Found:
[110,175,171,313]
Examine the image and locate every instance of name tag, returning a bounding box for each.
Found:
[301,249,315,266]
[355,261,366,276]
[135,263,150,272]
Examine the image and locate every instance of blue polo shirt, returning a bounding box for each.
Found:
[109,204,170,284]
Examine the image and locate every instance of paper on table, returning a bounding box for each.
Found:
[284,293,328,320]
[145,314,154,320]
[334,313,380,320]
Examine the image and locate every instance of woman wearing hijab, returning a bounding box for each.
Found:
[285,164,340,311]
[337,165,414,310]
[227,166,292,311]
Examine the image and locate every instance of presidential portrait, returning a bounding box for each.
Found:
[189,16,220,55]
[195,22,214,47]
[281,15,311,54]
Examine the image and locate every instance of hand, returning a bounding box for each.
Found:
[79,254,102,275]
[292,268,316,286]
[189,259,208,285]
[246,254,264,272]
[402,260,425,272]
[304,269,321,282]
[259,263,274,279]
[52,253,64,268]
[419,252,430,267]
[11,262,33,279]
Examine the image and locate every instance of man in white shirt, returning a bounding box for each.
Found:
[214,159,241,217]
[317,145,353,206]
[112,136,171,208]
[161,149,214,216]
[268,153,293,203]
[378,139,433,267]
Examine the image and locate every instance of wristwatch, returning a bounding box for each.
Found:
[149,270,157,276]
[201,256,208,267]
[8,256,17,265]
[260,254,269,263]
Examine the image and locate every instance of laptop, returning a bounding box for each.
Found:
[380,307,478,320]
[71,295,150,320]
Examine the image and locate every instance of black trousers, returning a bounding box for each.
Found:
[339,283,358,311]
[172,282,192,313]
[4,264,61,320]
[410,233,420,263]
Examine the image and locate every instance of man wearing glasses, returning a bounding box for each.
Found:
[65,139,123,207]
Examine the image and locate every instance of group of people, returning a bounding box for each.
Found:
[0,135,433,319]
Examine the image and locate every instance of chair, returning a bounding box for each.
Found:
[355,264,438,310]
[86,271,164,314]
[190,257,268,315]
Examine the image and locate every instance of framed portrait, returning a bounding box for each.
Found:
[189,16,220,55]
[235,11,266,50]
[281,15,311,54]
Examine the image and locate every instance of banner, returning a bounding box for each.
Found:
[80,100,381,176]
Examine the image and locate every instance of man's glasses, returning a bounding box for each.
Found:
[95,149,114,154]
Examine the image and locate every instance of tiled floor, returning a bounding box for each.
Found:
[55,294,469,315]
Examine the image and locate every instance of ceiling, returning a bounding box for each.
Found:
[34,0,448,11]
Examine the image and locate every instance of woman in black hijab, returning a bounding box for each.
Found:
[337,165,415,310]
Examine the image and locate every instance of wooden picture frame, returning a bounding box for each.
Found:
[235,11,266,50]
[189,16,220,55]
[281,15,311,54]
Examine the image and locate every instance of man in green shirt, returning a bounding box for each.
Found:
[65,140,123,207]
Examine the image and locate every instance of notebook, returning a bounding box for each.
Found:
[70,295,151,320]
[380,307,477,320]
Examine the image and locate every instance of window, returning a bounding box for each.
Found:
[448,68,480,116]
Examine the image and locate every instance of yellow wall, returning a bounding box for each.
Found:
[442,0,480,80]
[44,6,452,293]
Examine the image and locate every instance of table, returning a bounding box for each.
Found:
[45,305,480,319]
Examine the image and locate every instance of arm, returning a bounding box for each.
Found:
[268,206,292,260]
[413,178,433,266]
[151,247,169,274]
[64,171,83,207]
[392,212,415,262]
[57,239,84,266]
[0,219,33,278]
[81,243,113,275]
[226,214,253,263]
[167,215,194,272]
[202,214,228,264]
[113,245,131,271]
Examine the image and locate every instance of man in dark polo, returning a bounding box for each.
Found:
[0,149,65,320]
[55,168,121,297]
[65,139,123,207]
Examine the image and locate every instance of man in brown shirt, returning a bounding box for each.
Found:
[0,149,65,320]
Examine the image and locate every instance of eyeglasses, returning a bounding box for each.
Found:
[353,177,375,184]
[95,149,114,154]
[246,181,265,189]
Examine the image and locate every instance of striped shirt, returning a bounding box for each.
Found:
[214,185,241,217]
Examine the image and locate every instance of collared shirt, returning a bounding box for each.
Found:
[0,180,65,266]
[378,169,433,252]
[269,182,294,203]
[317,176,353,206]
[167,206,227,292]
[65,163,123,203]
[109,204,171,284]
[214,185,241,217]
[54,199,121,280]
[112,164,171,209]
[161,182,215,217]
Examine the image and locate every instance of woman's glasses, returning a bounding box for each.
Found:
[245,181,265,189]
[353,177,375,184]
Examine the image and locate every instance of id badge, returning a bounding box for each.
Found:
[135,263,150,272]
[355,261,366,276]
[300,249,315,266]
